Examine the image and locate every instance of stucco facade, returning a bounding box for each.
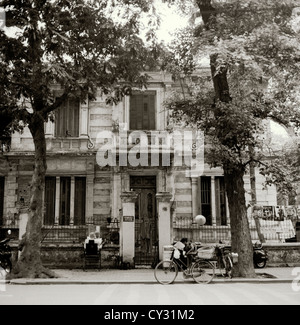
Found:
[0,71,277,267]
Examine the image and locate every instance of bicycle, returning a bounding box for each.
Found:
[215,244,233,278]
[154,246,215,285]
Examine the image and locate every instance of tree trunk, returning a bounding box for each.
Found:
[197,0,256,278]
[250,160,265,243]
[10,112,56,279]
[224,165,256,277]
[210,53,231,103]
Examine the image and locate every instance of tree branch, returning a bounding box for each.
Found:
[40,92,69,118]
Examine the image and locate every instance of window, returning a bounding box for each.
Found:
[44,176,86,225]
[200,176,212,225]
[44,177,56,225]
[0,177,4,226]
[55,98,80,137]
[199,176,227,226]
[59,177,70,225]
[130,91,156,130]
[74,177,86,225]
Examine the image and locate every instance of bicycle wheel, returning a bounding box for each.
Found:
[154,260,178,284]
[191,259,215,284]
[224,255,233,278]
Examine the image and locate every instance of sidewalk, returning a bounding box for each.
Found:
[8,266,298,285]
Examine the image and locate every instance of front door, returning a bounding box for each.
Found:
[130,176,158,266]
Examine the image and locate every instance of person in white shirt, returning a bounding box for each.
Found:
[94,231,103,250]
[84,232,95,249]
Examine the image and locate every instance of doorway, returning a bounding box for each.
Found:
[130,176,158,266]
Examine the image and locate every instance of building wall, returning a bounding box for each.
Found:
[0,71,279,257]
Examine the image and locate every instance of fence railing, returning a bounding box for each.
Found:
[1,214,297,244]
[173,217,297,243]
[173,223,231,243]
[41,225,89,244]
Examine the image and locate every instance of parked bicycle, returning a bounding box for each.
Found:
[154,244,215,284]
[215,244,234,278]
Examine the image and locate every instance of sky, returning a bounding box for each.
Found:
[154,2,189,43]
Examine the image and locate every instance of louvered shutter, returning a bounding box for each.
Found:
[59,177,70,225]
[55,99,79,137]
[130,92,156,130]
[44,177,56,225]
[74,177,86,225]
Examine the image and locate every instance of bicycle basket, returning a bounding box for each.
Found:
[197,246,216,260]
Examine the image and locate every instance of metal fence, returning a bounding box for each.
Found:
[173,217,298,243]
[41,225,89,243]
[0,211,120,244]
[1,213,297,244]
[173,223,231,244]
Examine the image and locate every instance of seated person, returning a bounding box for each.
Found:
[94,231,104,250]
[173,238,189,269]
[174,238,195,269]
[84,232,96,250]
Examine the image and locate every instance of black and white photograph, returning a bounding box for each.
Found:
[0,0,300,313]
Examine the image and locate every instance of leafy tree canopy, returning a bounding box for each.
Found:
[0,0,161,127]
[163,0,300,192]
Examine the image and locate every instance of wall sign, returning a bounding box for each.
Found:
[123,216,134,222]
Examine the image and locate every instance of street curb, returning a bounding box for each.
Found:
[8,278,294,285]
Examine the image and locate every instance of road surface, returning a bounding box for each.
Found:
[0,282,299,305]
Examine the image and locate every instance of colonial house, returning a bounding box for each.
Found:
[0,70,278,268]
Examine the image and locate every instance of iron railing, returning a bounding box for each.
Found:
[1,213,297,244]
[41,225,89,243]
[173,217,297,243]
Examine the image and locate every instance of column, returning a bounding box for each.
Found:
[69,176,75,225]
[112,168,121,220]
[120,191,138,267]
[54,176,60,225]
[191,177,198,219]
[211,176,217,226]
[156,192,173,260]
[80,96,88,137]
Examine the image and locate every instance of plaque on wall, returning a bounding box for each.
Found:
[123,216,134,222]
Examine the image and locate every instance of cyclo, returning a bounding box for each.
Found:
[154,242,235,285]
[154,242,215,284]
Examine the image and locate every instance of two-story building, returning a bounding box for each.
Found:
[0,70,277,268]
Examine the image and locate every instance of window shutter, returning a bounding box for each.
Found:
[44,177,56,225]
[200,176,212,225]
[130,92,156,130]
[74,177,86,225]
[148,94,155,130]
[218,177,227,225]
[55,99,79,137]
[130,95,137,130]
[68,98,79,137]
[59,177,70,225]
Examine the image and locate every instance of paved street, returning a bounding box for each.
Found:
[0,282,299,305]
